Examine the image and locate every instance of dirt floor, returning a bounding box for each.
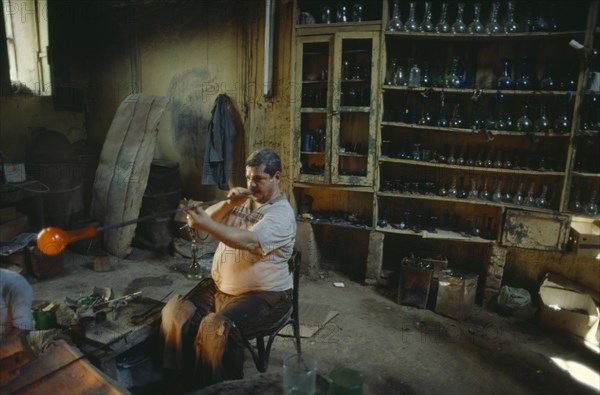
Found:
[21,245,600,395]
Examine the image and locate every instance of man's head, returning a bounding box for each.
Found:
[245,148,282,204]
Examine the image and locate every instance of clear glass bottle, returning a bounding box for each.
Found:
[479,178,491,200]
[386,0,403,31]
[535,184,549,208]
[404,2,419,32]
[554,98,570,134]
[486,2,502,34]
[569,190,583,212]
[336,2,349,23]
[492,180,504,202]
[352,2,364,22]
[512,181,524,205]
[411,143,422,161]
[457,176,468,198]
[447,176,458,197]
[493,150,503,168]
[421,61,432,87]
[393,65,406,86]
[539,58,556,91]
[436,2,451,33]
[504,1,520,33]
[408,63,422,87]
[467,178,479,200]
[450,104,464,128]
[452,3,467,33]
[583,189,599,216]
[534,105,551,133]
[420,2,435,32]
[468,3,485,34]
[385,58,399,85]
[321,6,334,24]
[497,59,515,89]
[515,59,532,90]
[516,103,533,133]
[446,56,463,88]
[524,182,536,206]
[494,91,507,130]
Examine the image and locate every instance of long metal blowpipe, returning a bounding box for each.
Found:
[36,192,253,256]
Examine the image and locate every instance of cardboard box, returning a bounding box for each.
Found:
[539,273,599,345]
[570,218,600,258]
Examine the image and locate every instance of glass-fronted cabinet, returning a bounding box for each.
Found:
[293,31,380,187]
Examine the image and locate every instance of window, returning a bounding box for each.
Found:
[2,0,51,95]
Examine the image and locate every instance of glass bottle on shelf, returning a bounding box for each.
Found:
[420,2,435,32]
[451,3,467,33]
[534,104,551,133]
[352,2,364,22]
[479,178,491,200]
[583,189,599,216]
[411,143,422,161]
[457,176,468,198]
[447,176,458,197]
[512,181,524,205]
[393,65,407,86]
[486,2,502,34]
[497,59,515,89]
[404,2,419,32]
[450,104,464,128]
[535,184,549,208]
[532,6,549,32]
[524,182,536,206]
[539,58,556,90]
[494,91,507,130]
[569,190,583,212]
[408,63,422,87]
[504,1,520,33]
[436,2,451,33]
[515,59,532,90]
[447,145,456,164]
[493,150,503,168]
[421,61,432,87]
[554,97,571,134]
[468,3,485,34]
[386,0,403,31]
[385,58,399,85]
[336,2,349,23]
[516,103,533,133]
[446,56,463,88]
[467,178,479,200]
[492,180,504,202]
[322,6,333,24]
[503,179,513,203]
[437,103,449,127]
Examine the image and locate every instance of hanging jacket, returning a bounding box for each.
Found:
[202,94,237,190]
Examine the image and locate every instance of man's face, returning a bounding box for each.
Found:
[246,165,280,204]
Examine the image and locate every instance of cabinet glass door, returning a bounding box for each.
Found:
[332,33,378,186]
[293,37,332,184]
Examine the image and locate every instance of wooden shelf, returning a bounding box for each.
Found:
[572,171,600,178]
[379,157,565,176]
[375,226,496,244]
[381,86,573,96]
[377,191,559,213]
[297,218,373,230]
[380,121,570,137]
[384,30,585,41]
[294,182,374,193]
[296,21,383,35]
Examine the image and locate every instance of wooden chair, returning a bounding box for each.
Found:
[242,250,301,373]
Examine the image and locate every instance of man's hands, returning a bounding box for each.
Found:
[184,187,253,231]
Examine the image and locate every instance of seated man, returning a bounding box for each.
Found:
[161,148,296,389]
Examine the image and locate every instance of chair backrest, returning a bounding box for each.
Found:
[290,250,300,323]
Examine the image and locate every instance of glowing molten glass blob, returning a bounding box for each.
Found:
[37,226,98,256]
